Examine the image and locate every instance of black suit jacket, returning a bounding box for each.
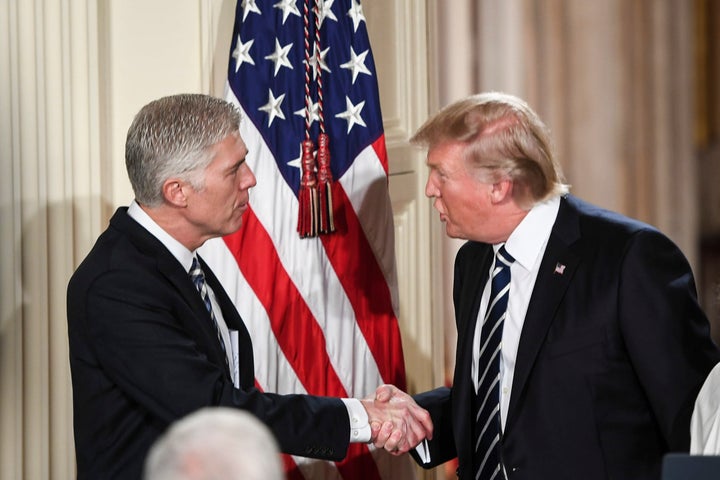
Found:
[67,208,349,479]
[414,195,720,480]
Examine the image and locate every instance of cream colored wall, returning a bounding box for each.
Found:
[364,0,444,402]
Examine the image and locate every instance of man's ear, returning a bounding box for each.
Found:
[490,178,513,204]
[163,179,187,207]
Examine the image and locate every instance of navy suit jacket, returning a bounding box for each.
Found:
[67,208,349,479]
[414,195,720,480]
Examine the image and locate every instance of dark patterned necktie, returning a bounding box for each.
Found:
[474,246,515,480]
[189,257,229,369]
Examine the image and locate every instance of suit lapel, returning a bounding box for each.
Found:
[199,255,256,388]
[453,243,494,464]
[111,209,235,380]
[504,197,581,435]
[157,252,235,380]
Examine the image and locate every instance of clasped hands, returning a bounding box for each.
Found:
[360,384,433,455]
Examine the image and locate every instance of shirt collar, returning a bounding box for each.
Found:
[127,200,196,273]
[500,196,561,271]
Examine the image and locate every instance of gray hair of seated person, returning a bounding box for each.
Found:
[143,407,284,480]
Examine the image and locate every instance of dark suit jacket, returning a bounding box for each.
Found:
[67,208,349,479]
[414,195,720,480]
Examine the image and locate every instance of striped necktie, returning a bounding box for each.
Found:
[474,245,515,480]
[189,257,229,369]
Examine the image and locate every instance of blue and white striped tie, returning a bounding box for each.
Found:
[189,257,229,370]
[474,246,515,480]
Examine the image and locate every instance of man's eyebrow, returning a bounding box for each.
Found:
[227,158,245,172]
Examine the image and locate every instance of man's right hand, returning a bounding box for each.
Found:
[359,384,433,455]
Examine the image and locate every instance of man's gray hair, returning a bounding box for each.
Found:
[143,407,284,480]
[125,94,242,207]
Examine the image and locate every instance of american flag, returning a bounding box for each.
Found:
[199,0,414,478]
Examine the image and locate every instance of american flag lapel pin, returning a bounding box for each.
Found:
[554,263,566,275]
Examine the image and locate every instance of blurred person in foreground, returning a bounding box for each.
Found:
[67,93,431,479]
[375,91,720,480]
[144,407,284,480]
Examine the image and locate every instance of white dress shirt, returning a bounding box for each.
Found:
[471,196,560,430]
[691,362,720,454]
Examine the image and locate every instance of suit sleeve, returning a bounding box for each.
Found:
[411,387,457,468]
[618,229,720,450]
[80,267,350,461]
[408,244,483,468]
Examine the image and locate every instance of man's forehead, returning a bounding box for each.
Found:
[426,141,466,163]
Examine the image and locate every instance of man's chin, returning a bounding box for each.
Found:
[221,219,243,237]
[444,224,459,238]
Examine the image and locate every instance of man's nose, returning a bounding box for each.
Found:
[424,177,437,198]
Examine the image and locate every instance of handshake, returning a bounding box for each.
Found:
[360,384,433,455]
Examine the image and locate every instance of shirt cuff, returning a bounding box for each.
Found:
[415,439,431,464]
[341,398,371,443]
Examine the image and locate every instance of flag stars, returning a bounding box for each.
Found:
[287,147,301,170]
[335,96,366,133]
[265,38,294,76]
[319,0,338,28]
[232,36,255,72]
[273,0,300,24]
[340,46,371,84]
[306,46,331,80]
[259,89,286,126]
[347,0,366,32]
[241,0,261,21]
[294,102,320,125]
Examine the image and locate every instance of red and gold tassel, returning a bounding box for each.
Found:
[297,139,318,238]
[316,133,335,234]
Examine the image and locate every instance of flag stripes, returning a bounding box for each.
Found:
[199,1,412,478]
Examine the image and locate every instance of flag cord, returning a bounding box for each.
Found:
[313,0,335,234]
[298,0,319,238]
[298,0,335,238]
